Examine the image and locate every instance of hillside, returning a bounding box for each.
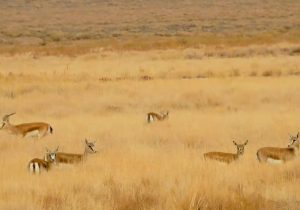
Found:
[0,0,300,53]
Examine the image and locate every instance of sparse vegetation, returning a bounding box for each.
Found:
[1,0,300,209]
[1,54,300,209]
[0,0,300,55]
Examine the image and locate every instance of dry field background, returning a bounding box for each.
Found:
[1,50,300,209]
[1,0,300,209]
[0,0,300,54]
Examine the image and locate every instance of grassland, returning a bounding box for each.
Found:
[1,0,300,209]
[1,49,300,209]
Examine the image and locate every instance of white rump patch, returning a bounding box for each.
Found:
[149,115,154,122]
[25,130,40,138]
[148,114,155,123]
[29,163,34,172]
[34,163,40,173]
[267,158,283,164]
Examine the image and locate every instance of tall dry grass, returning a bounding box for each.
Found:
[0,43,300,81]
[1,50,300,209]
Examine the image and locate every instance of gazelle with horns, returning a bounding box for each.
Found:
[147,111,169,123]
[28,147,59,174]
[257,132,299,164]
[45,139,97,164]
[0,113,53,138]
[204,140,248,163]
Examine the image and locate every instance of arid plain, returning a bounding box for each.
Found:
[1,0,300,210]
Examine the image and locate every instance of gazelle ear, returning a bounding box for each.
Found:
[85,139,88,144]
[297,132,299,138]
[45,147,50,153]
[244,140,248,145]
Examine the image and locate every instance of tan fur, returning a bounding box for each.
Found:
[257,133,299,163]
[47,139,96,165]
[28,158,53,173]
[55,153,84,164]
[1,113,52,138]
[204,152,238,164]
[147,111,169,123]
[28,147,58,174]
[204,140,248,164]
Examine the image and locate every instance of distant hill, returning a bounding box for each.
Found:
[0,0,299,50]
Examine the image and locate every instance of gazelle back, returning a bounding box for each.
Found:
[147,111,169,123]
[204,140,248,164]
[257,132,299,164]
[52,139,97,164]
[1,112,53,139]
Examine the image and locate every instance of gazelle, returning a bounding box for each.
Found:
[204,140,248,163]
[28,147,59,174]
[46,139,97,164]
[0,113,53,138]
[147,111,169,123]
[257,132,299,164]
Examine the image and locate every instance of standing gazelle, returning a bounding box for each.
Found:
[46,139,97,164]
[257,132,299,164]
[0,113,53,138]
[204,140,248,163]
[147,111,169,123]
[28,147,59,174]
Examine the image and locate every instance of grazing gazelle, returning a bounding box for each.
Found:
[28,146,59,174]
[147,111,169,123]
[204,140,248,164]
[257,132,299,164]
[0,113,53,138]
[46,139,97,164]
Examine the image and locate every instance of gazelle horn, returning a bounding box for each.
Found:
[3,112,16,121]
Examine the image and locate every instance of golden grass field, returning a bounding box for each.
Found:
[1,47,300,209]
[1,0,300,209]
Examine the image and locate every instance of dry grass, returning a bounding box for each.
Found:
[1,51,300,209]
[1,0,300,208]
[0,44,300,80]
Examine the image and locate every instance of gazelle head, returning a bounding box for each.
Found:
[45,146,59,163]
[85,139,97,154]
[288,132,299,149]
[0,112,15,129]
[233,140,248,155]
[162,111,169,119]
